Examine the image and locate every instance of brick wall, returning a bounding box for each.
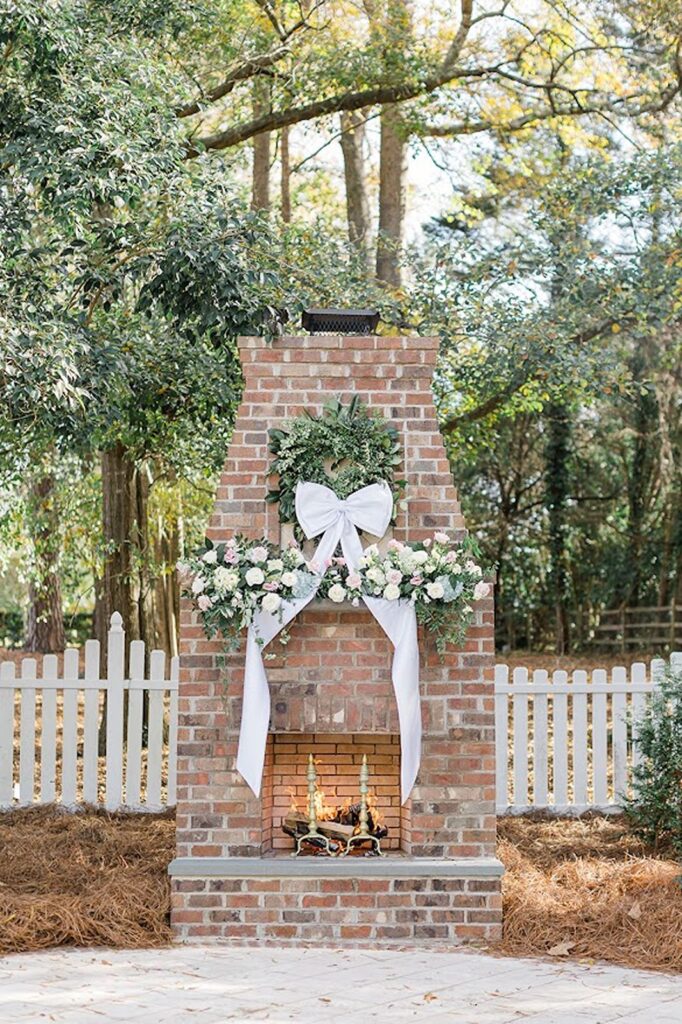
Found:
[172,334,501,945]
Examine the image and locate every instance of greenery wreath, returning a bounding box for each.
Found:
[266,396,405,538]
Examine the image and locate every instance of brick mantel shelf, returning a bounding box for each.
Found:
[170,334,502,946]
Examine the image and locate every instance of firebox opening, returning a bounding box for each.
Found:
[261,733,410,855]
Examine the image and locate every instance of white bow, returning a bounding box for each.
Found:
[236,480,422,805]
[295,480,393,572]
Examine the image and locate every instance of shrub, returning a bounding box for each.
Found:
[623,666,682,856]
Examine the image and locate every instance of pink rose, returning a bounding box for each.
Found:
[387,539,404,551]
[410,575,423,586]
[224,549,238,564]
[333,557,346,566]
[197,594,212,611]
[263,581,280,591]
[423,538,432,548]
[474,581,491,601]
[386,568,402,585]
[347,573,362,589]
[444,550,457,564]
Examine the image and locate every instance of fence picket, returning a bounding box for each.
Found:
[494,664,509,810]
[0,662,15,806]
[611,666,628,802]
[18,659,37,805]
[552,670,569,808]
[146,650,166,809]
[591,668,608,806]
[532,670,548,807]
[82,640,100,805]
[572,670,588,808]
[630,662,648,770]
[40,654,58,802]
[61,649,79,805]
[125,640,145,808]
[512,667,529,806]
[105,613,125,810]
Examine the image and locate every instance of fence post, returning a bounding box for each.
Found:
[105,612,125,810]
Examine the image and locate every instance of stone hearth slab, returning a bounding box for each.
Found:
[169,856,504,877]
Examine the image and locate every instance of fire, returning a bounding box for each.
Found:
[367,789,383,827]
[313,787,337,821]
[289,779,338,820]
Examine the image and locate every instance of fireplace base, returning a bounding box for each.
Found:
[169,857,503,945]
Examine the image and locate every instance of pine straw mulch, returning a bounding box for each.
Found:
[498,813,682,972]
[0,805,174,955]
[1,807,681,973]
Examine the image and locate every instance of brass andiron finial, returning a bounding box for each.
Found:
[294,754,334,856]
[344,754,383,856]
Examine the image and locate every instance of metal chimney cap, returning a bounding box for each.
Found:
[301,308,380,335]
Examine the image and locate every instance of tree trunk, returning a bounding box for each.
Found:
[25,470,65,653]
[99,444,155,649]
[340,110,371,259]
[376,103,407,287]
[251,78,271,212]
[544,403,572,655]
[280,125,291,222]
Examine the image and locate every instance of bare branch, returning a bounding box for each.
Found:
[423,82,681,138]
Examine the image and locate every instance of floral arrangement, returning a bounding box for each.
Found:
[267,397,405,538]
[177,537,316,650]
[181,532,490,655]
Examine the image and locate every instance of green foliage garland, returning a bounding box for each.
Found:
[267,397,405,536]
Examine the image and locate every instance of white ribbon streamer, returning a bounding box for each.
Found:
[235,481,422,804]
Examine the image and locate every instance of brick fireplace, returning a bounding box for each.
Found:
[169,333,503,945]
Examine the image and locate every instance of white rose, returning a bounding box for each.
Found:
[290,548,306,565]
[413,550,429,565]
[281,571,297,588]
[262,592,282,613]
[398,550,417,573]
[202,549,217,564]
[191,576,206,594]
[383,583,400,601]
[366,567,386,586]
[474,581,491,601]
[248,545,268,564]
[328,583,347,603]
[267,558,284,572]
[245,567,265,586]
[363,544,379,558]
[434,532,450,544]
[426,581,445,600]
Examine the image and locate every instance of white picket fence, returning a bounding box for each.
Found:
[0,612,678,814]
[495,654,680,813]
[0,613,178,811]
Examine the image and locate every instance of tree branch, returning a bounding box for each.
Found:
[440,315,633,435]
[175,46,290,118]
[185,0,478,155]
[423,81,681,138]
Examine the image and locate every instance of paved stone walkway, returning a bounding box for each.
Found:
[1,946,681,1024]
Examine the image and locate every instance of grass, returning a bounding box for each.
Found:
[1,807,680,971]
